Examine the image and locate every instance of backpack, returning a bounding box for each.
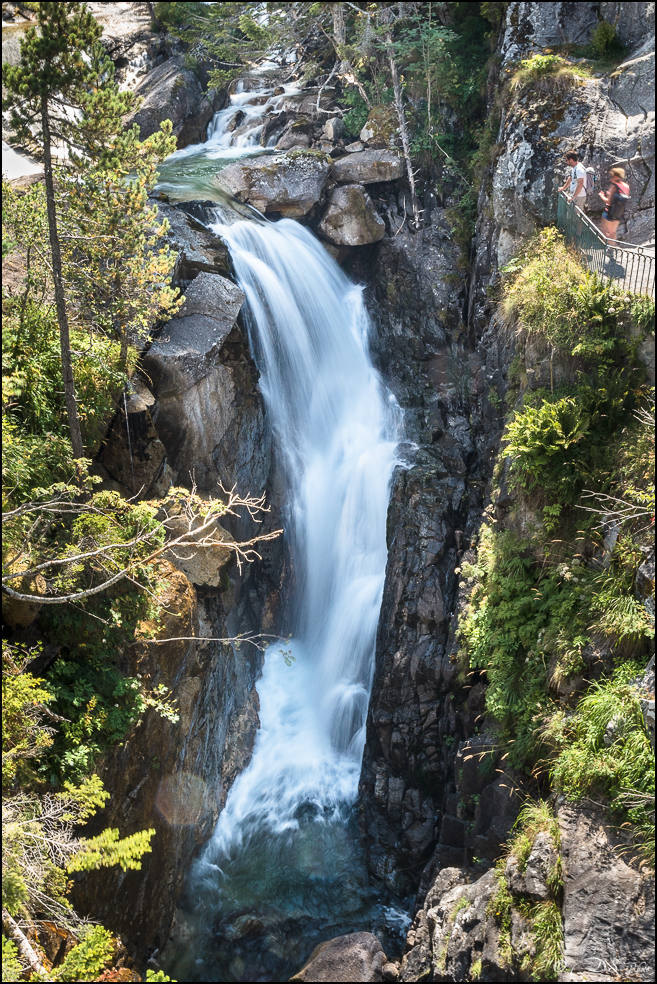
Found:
[584,167,596,193]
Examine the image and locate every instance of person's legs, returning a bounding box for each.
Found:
[606,220,620,243]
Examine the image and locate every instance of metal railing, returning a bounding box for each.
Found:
[557,193,655,298]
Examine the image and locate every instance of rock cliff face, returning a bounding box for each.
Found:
[355,3,655,981]
[80,206,283,956]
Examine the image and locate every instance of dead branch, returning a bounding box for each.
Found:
[2,909,46,977]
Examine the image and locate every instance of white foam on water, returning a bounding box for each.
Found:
[195,217,401,871]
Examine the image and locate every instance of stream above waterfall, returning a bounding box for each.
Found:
[159,86,407,982]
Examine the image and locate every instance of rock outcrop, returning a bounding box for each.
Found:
[290,933,389,983]
[217,151,331,217]
[138,270,272,496]
[331,151,404,185]
[125,57,227,148]
[558,802,655,982]
[319,184,386,245]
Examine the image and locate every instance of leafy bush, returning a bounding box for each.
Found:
[53,925,114,981]
[502,396,591,501]
[548,667,654,810]
[590,20,623,59]
[501,229,634,365]
[2,938,22,983]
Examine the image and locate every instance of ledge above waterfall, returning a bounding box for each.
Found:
[216,150,331,217]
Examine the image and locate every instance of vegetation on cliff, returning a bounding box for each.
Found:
[458,230,655,902]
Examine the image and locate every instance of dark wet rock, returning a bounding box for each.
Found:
[217,151,331,217]
[331,150,404,185]
[143,275,245,399]
[399,867,511,983]
[290,932,387,982]
[99,396,166,498]
[126,57,227,148]
[318,184,386,245]
[156,202,231,278]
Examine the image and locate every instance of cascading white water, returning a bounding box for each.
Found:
[159,88,406,982]
[199,218,400,858]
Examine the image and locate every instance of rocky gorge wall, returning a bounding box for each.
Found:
[355,3,655,982]
[15,0,652,976]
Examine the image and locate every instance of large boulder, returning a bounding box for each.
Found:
[290,933,387,982]
[360,105,398,148]
[141,273,253,491]
[216,151,331,217]
[156,203,231,279]
[331,150,404,185]
[143,273,245,399]
[318,184,385,246]
[126,58,226,148]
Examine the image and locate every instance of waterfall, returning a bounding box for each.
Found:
[158,92,404,976]
[199,219,400,859]
[165,219,401,980]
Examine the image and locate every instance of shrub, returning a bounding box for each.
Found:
[590,21,623,59]
[501,228,633,365]
[502,396,591,501]
[53,925,114,982]
[2,938,22,983]
[548,667,654,802]
[509,54,581,97]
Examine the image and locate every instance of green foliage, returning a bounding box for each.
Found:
[155,2,272,89]
[341,90,370,140]
[461,527,582,767]
[2,661,54,788]
[52,925,114,982]
[527,899,564,980]
[590,21,623,59]
[68,826,155,873]
[547,668,655,846]
[629,294,655,335]
[146,971,176,982]
[2,937,22,984]
[509,53,584,98]
[502,396,591,501]
[502,229,635,364]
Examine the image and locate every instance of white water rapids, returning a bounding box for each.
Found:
[161,82,405,981]
[200,218,400,858]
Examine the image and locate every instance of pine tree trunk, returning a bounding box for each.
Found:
[386,34,419,228]
[41,97,84,459]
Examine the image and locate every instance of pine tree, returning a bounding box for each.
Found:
[3,2,106,459]
[3,3,181,451]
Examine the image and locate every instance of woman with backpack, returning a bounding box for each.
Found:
[599,167,630,242]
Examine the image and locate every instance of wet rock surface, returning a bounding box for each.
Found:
[125,57,227,148]
[217,151,331,217]
[290,932,388,982]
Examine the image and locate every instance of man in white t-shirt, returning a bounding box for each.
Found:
[558,152,587,203]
